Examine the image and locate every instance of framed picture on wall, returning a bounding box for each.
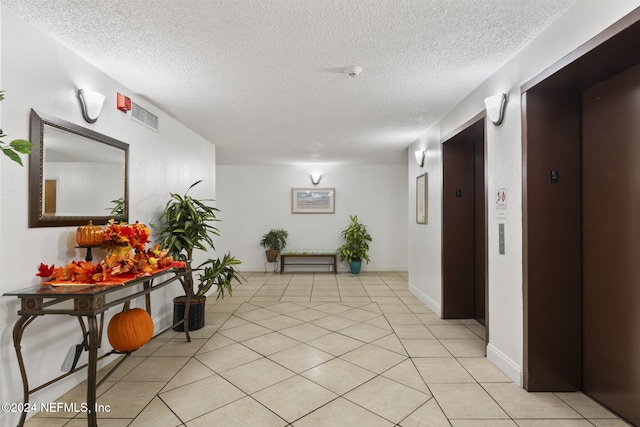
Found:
[416,173,427,224]
[292,188,335,214]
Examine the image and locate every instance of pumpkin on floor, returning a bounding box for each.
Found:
[107,304,154,352]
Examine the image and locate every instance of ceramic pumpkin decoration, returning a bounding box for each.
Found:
[107,303,154,352]
[76,220,104,247]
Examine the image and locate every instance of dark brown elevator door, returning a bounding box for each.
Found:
[582,63,640,425]
[442,119,485,321]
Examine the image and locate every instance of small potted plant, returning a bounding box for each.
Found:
[106,197,125,218]
[260,228,289,262]
[155,180,244,331]
[338,214,372,274]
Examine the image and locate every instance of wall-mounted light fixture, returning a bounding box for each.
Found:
[414,150,426,167]
[77,88,105,123]
[484,93,508,126]
[310,173,322,185]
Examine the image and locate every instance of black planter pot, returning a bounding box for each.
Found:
[172,295,206,331]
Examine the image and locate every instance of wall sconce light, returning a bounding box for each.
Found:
[77,88,105,123]
[310,173,322,185]
[414,150,426,167]
[484,93,508,126]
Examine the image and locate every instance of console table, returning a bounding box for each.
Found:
[280,249,337,274]
[3,267,191,427]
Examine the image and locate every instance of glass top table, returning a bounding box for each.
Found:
[3,267,191,427]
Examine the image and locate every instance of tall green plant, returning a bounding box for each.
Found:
[156,180,220,261]
[155,181,244,298]
[338,214,372,264]
[196,254,243,299]
[0,91,34,166]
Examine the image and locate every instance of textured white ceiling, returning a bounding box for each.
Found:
[3,0,575,165]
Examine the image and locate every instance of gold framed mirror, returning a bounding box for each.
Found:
[28,109,129,227]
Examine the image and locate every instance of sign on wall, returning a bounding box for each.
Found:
[496,188,507,219]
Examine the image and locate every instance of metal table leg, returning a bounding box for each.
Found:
[12,314,38,427]
[86,315,99,426]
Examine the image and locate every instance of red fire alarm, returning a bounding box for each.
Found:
[116,92,131,112]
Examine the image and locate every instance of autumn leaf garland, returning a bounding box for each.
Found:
[37,221,182,284]
[37,245,182,284]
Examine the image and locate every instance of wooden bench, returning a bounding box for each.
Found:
[280,249,337,274]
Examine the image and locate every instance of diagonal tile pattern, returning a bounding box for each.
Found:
[26,271,629,426]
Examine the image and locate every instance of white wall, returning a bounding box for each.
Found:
[407,0,640,386]
[215,164,408,272]
[0,7,216,424]
[3,3,638,422]
[407,126,443,315]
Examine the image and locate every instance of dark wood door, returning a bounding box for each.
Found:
[582,62,640,425]
[442,120,485,322]
[44,179,57,215]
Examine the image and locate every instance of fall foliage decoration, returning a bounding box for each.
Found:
[107,302,154,352]
[36,263,55,278]
[102,220,150,255]
[37,221,184,285]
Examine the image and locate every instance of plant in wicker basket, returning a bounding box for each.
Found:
[260,228,289,262]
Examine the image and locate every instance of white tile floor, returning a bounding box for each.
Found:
[26,271,630,426]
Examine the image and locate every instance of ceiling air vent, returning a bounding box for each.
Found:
[130,101,159,132]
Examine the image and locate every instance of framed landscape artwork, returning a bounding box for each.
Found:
[416,173,427,224]
[292,188,335,214]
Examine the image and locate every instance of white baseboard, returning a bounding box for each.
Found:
[240,265,408,273]
[153,310,175,335]
[408,282,442,317]
[486,343,523,387]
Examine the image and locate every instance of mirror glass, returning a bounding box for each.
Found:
[29,110,129,227]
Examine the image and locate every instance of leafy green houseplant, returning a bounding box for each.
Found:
[155,180,244,331]
[260,228,288,262]
[338,214,372,274]
[106,197,125,217]
[0,91,34,166]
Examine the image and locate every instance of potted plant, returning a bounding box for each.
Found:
[155,180,244,331]
[260,228,289,262]
[0,90,34,166]
[106,196,125,217]
[338,214,372,274]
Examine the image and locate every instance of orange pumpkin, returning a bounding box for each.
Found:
[76,220,104,246]
[107,307,154,352]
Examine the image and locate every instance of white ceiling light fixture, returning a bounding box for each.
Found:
[343,65,363,77]
[484,93,508,126]
[77,88,105,123]
[414,150,426,167]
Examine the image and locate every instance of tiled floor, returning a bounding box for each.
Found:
[27,271,629,426]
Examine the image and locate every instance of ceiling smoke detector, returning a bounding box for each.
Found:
[344,65,363,77]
